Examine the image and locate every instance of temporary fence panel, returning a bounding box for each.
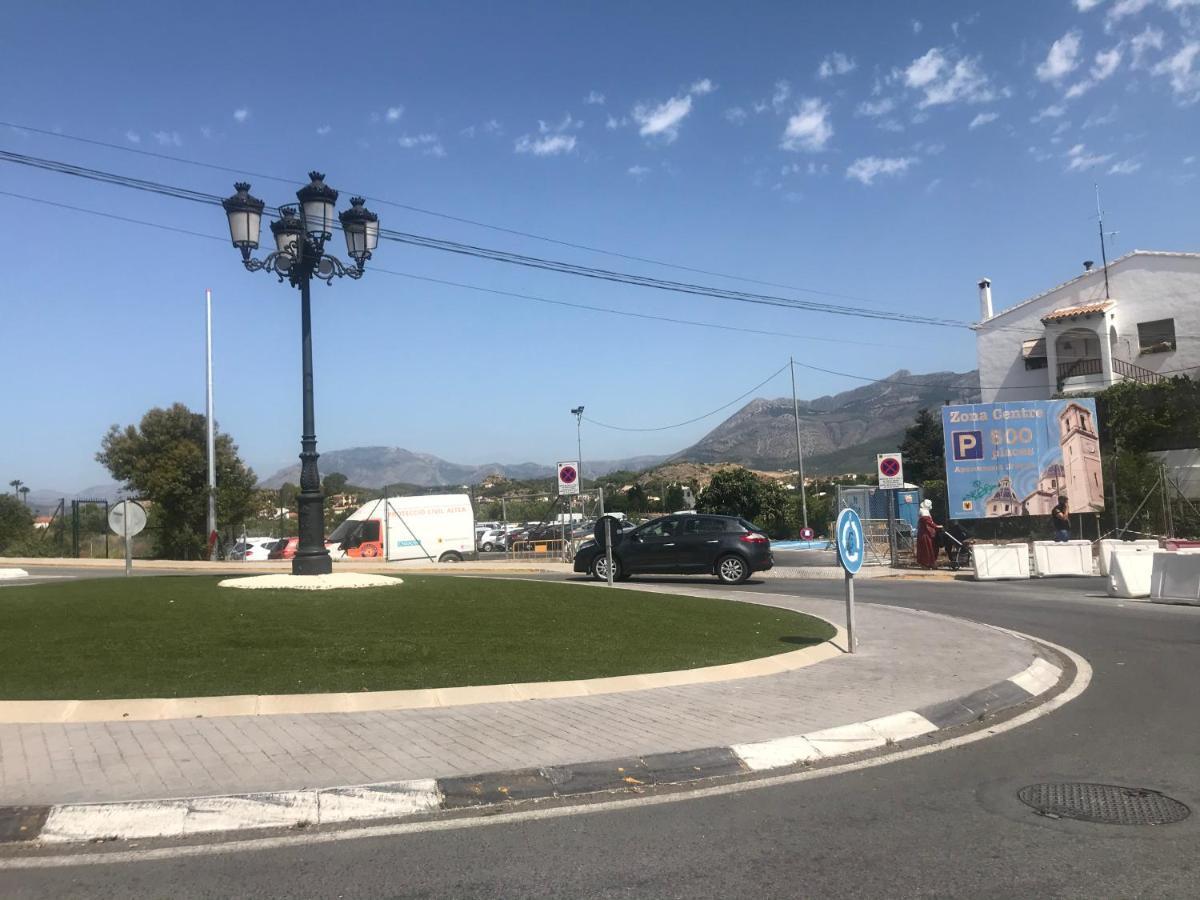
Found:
[1108,551,1155,599]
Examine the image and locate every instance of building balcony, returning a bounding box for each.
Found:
[1056,356,1166,393]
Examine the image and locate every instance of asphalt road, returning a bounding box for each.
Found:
[3,574,1199,898]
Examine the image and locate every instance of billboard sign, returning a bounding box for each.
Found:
[942,398,1105,520]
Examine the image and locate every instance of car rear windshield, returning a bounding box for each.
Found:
[738,518,764,534]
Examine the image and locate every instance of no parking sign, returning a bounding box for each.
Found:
[557,461,580,496]
[877,453,904,489]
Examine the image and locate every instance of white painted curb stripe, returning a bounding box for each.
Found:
[732,710,939,772]
[39,780,441,843]
[1008,657,1060,697]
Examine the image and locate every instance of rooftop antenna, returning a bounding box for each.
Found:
[1094,184,1117,300]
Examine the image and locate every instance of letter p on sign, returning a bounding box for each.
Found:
[953,430,983,461]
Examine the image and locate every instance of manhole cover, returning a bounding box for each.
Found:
[1018,783,1191,826]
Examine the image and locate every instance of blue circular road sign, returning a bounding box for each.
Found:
[835,508,865,575]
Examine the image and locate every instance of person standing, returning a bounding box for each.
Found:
[916,498,944,569]
[1051,497,1071,542]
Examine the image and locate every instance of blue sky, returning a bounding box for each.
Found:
[2,0,1199,491]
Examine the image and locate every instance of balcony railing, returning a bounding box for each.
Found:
[1056,357,1103,382]
[1056,356,1166,389]
[1113,357,1166,385]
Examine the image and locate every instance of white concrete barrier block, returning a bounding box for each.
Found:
[1151,551,1200,604]
[1097,540,1159,576]
[972,543,1031,581]
[1032,540,1094,577]
[1107,551,1155,599]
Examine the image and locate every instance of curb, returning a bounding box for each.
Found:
[0,656,1066,846]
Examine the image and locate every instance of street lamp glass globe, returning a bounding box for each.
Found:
[296,171,338,242]
[338,196,379,263]
[221,182,264,252]
[270,206,304,257]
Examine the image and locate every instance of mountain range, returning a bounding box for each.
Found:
[259,369,979,488]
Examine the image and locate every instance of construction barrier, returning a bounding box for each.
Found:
[1097,539,1160,576]
[1032,540,1094,577]
[1107,550,1155,599]
[1151,551,1200,604]
[972,543,1031,581]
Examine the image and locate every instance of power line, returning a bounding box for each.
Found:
[0,118,893,307]
[0,147,977,330]
[582,363,791,432]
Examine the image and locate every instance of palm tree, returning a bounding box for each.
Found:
[9,479,22,497]
[18,485,30,506]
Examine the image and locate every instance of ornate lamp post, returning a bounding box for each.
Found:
[222,173,379,575]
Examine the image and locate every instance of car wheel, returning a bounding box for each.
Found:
[590,554,620,581]
[439,551,463,563]
[482,542,494,553]
[716,554,749,585]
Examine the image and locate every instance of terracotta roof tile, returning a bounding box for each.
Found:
[1041,300,1114,322]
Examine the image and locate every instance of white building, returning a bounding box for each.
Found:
[975,251,1200,402]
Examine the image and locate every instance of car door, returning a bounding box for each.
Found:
[676,516,727,571]
[623,517,683,572]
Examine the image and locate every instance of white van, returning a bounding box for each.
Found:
[326,494,475,563]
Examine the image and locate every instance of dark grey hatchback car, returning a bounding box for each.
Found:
[572,513,773,584]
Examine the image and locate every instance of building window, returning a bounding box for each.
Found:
[1022,337,1048,370]
[1137,318,1176,354]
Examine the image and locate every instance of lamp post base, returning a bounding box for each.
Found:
[292,552,333,577]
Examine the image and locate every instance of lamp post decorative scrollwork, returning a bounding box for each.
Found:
[222,173,379,576]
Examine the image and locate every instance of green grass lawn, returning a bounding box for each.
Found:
[0,576,834,700]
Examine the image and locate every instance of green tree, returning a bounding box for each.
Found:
[697,467,790,534]
[322,472,349,496]
[898,407,945,485]
[0,494,34,552]
[96,403,257,559]
[625,483,648,513]
[665,483,685,511]
[278,482,299,509]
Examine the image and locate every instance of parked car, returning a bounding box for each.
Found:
[477,528,509,552]
[267,537,299,560]
[572,514,772,584]
[228,537,279,561]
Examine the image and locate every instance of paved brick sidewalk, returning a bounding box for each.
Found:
[0,588,1037,806]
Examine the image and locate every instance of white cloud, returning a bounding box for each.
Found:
[1084,106,1119,127]
[1066,44,1124,97]
[200,126,213,140]
[482,119,503,135]
[152,130,182,147]
[627,164,650,177]
[232,108,249,123]
[633,94,693,142]
[780,98,833,151]
[856,97,896,117]
[689,78,716,95]
[771,80,791,112]
[605,114,627,129]
[1107,0,1153,22]
[385,106,404,123]
[1108,159,1142,174]
[1185,154,1197,164]
[125,130,141,144]
[1153,42,1200,101]
[1066,143,1114,171]
[1032,103,1068,121]
[1075,0,1105,9]
[584,90,606,105]
[969,111,1000,129]
[845,155,917,185]
[1131,26,1165,68]
[316,125,331,136]
[514,133,577,156]
[724,106,748,124]
[903,49,998,107]
[905,48,946,88]
[396,133,445,156]
[1038,31,1083,82]
[817,52,857,79]
[912,19,923,33]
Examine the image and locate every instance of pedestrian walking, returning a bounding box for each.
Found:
[916,498,944,569]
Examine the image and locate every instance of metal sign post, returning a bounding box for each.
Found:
[604,517,614,587]
[835,508,864,653]
[107,500,148,577]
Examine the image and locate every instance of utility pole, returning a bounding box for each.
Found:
[205,288,218,560]
[1096,184,1112,301]
[571,405,584,534]
[790,357,809,530]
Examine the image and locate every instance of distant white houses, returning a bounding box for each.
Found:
[975,251,1200,402]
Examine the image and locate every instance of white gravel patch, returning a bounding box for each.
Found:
[218,573,404,591]
[0,568,30,580]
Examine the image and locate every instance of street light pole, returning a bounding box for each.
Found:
[571,405,584,517]
[790,357,808,531]
[222,174,379,577]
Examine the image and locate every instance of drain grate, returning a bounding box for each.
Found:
[1018,783,1191,826]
